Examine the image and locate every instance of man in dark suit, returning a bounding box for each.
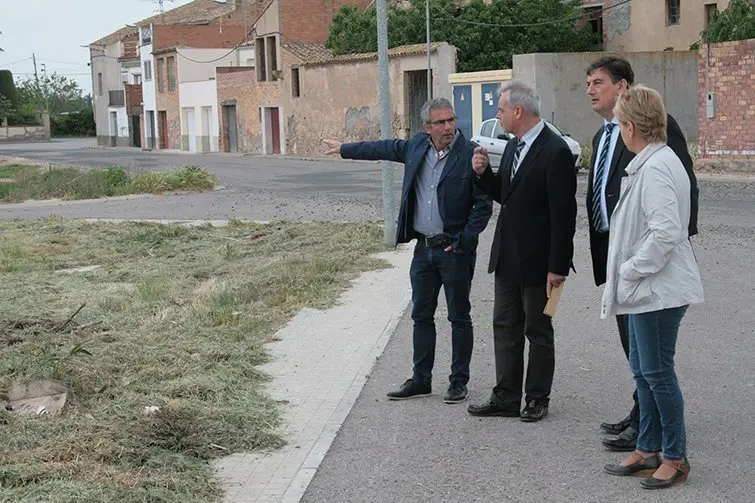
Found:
[584,55,699,450]
[323,98,492,404]
[466,80,577,422]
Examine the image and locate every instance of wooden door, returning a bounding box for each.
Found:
[158,111,168,149]
[270,107,280,154]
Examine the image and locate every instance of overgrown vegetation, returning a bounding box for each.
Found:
[327,0,600,72]
[0,164,217,203]
[701,0,755,43]
[50,110,96,137]
[0,218,386,502]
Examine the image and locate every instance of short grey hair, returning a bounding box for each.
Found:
[498,80,540,117]
[421,97,454,124]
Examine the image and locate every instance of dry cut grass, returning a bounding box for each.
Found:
[0,163,217,203]
[0,218,387,502]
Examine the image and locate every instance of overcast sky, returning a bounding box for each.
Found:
[0,0,193,94]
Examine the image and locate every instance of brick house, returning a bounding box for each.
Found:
[91,0,375,151]
[586,0,732,52]
[697,38,755,160]
[90,0,263,149]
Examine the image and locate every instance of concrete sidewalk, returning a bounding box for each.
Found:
[214,246,414,502]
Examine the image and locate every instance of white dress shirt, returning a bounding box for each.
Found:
[513,119,546,175]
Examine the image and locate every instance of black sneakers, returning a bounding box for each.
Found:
[386,378,431,400]
[443,382,469,404]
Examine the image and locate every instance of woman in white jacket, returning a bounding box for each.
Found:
[601,85,704,489]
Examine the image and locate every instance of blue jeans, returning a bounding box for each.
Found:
[628,306,689,460]
[410,243,475,385]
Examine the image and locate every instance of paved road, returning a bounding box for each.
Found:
[300,181,755,501]
[0,138,399,222]
[2,140,754,502]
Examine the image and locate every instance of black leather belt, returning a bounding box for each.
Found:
[419,234,451,247]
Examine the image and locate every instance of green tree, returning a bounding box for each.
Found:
[0,94,14,120]
[15,72,90,115]
[701,0,755,43]
[0,69,16,105]
[327,0,599,72]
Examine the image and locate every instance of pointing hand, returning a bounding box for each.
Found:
[323,139,343,156]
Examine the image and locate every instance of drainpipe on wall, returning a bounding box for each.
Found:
[704,42,711,158]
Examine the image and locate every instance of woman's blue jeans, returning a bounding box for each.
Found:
[628,305,689,460]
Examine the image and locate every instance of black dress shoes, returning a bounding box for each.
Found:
[602,426,638,452]
[520,400,548,422]
[600,415,632,435]
[467,402,520,417]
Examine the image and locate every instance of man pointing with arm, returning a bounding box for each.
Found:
[323,97,492,404]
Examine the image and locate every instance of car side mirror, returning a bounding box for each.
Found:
[496,134,510,140]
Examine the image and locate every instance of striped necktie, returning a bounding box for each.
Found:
[591,123,615,231]
[510,139,526,180]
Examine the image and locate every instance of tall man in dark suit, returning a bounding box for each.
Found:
[323,98,492,404]
[466,80,577,422]
[584,55,699,450]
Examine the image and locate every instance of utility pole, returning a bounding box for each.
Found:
[426,0,432,99]
[32,53,39,88]
[376,0,396,248]
[40,63,50,112]
[32,53,42,113]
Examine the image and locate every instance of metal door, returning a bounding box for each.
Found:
[225,105,238,152]
[131,115,141,148]
[407,70,428,136]
[185,108,196,152]
[453,85,472,138]
[109,112,118,147]
[481,83,499,121]
[146,111,156,150]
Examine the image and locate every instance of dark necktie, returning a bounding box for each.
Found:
[510,139,526,180]
[592,123,615,231]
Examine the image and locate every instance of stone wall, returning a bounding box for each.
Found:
[0,125,50,142]
[513,50,699,146]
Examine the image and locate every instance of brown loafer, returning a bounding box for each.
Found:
[604,452,661,477]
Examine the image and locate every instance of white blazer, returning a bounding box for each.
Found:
[601,143,704,318]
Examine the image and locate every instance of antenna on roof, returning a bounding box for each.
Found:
[143,0,175,23]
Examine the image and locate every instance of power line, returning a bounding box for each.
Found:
[39,58,89,66]
[1,56,33,67]
[174,27,257,64]
[14,72,91,76]
[435,0,631,29]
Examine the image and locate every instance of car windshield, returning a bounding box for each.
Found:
[480,120,494,137]
[493,120,507,138]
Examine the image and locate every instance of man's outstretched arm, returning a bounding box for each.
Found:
[323,138,409,164]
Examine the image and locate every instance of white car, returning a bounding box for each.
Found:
[470,118,582,172]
